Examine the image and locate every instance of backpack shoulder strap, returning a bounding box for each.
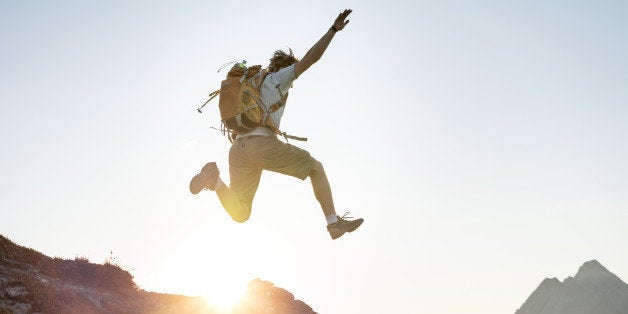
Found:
[257,69,269,90]
[268,84,288,112]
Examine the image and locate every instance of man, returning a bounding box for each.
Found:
[190,9,363,240]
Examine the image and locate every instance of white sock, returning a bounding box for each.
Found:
[214,176,225,190]
[326,214,338,225]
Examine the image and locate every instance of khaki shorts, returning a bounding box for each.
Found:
[229,135,315,206]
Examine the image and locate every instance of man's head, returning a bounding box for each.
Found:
[268,48,298,72]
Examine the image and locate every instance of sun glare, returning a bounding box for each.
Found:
[203,281,247,312]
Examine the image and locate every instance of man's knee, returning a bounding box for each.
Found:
[229,205,252,223]
[232,213,250,223]
[309,160,324,176]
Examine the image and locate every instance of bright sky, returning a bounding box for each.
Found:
[1,1,627,313]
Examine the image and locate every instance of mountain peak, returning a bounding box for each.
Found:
[574,260,616,282]
[516,260,628,314]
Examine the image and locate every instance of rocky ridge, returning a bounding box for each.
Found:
[0,234,315,313]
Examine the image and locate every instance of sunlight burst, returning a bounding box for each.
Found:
[203,281,247,312]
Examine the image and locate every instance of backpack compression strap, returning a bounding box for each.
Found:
[197,89,220,113]
[282,133,308,141]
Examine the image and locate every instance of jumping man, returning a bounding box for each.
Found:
[190,9,363,240]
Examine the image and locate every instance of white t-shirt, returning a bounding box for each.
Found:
[236,64,296,138]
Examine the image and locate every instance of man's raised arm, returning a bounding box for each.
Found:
[294,9,352,79]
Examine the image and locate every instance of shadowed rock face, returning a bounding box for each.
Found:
[516,260,628,314]
[1,234,316,314]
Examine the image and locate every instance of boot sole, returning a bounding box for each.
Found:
[189,163,219,195]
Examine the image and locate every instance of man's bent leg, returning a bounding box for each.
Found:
[214,180,253,223]
[308,160,336,218]
[309,160,364,240]
[190,161,255,223]
[247,136,363,239]
[222,137,263,223]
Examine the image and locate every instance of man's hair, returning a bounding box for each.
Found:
[268,48,299,72]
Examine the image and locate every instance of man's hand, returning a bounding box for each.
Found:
[294,9,353,78]
[332,9,352,32]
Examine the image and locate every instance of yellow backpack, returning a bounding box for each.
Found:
[198,61,305,142]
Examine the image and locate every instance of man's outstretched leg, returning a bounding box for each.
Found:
[189,162,252,223]
[309,160,363,240]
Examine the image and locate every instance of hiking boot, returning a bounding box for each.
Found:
[189,162,220,195]
[327,213,364,240]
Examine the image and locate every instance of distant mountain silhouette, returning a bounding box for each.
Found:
[0,234,316,313]
[516,260,628,314]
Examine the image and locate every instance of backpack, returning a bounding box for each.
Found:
[199,61,306,142]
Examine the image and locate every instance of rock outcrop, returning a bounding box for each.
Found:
[234,279,316,314]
